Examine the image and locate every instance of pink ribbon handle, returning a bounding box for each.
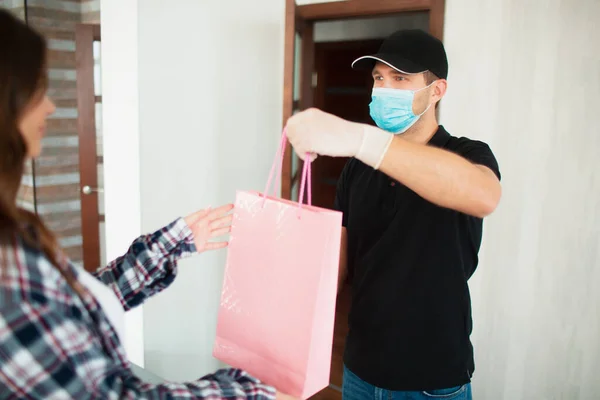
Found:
[262,129,312,216]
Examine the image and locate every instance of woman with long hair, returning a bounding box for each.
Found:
[0,10,288,399]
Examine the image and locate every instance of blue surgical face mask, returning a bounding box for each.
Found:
[369,83,435,134]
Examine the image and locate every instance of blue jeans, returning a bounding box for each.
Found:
[342,365,472,400]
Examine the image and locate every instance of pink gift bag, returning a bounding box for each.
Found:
[213,132,342,399]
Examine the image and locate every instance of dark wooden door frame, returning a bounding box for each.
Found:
[281,0,445,200]
[76,24,101,272]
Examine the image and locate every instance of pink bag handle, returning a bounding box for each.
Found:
[263,131,288,198]
[263,129,312,211]
[298,155,312,207]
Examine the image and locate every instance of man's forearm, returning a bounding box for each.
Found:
[377,136,501,218]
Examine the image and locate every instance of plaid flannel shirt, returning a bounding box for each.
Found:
[0,218,276,400]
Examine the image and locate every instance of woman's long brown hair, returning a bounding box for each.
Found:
[0,10,79,291]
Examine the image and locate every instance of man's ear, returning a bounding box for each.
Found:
[433,79,447,104]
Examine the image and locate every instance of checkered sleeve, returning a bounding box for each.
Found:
[93,218,197,311]
[0,296,276,399]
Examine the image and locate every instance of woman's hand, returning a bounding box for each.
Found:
[183,204,234,253]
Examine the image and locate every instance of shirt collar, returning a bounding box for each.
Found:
[427,125,451,148]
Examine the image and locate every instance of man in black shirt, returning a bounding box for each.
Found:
[285,30,501,399]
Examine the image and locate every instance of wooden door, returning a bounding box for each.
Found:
[280,2,447,399]
[310,40,383,400]
[76,24,105,273]
[310,40,382,210]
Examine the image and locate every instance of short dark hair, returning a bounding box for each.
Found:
[424,70,439,84]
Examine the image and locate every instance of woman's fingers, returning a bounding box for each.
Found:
[210,213,233,230]
[207,204,234,221]
[210,226,232,238]
[185,203,234,229]
[184,207,211,227]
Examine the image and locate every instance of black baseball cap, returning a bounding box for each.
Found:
[352,29,448,80]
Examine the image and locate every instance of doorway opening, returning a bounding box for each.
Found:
[282,2,444,399]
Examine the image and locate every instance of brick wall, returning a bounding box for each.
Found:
[0,0,25,19]
[81,0,99,23]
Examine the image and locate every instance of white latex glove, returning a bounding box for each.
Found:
[285,108,393,169]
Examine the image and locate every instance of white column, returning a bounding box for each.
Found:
[100,0,144,367]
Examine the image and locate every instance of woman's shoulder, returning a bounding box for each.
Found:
[0,233,76,307]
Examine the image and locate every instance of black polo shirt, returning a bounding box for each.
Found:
[334,125,501,391]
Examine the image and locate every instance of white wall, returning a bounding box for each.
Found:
[440,0,600,398]
[101,0,600,395]
[102,0,285,381]
[100,0,145,367]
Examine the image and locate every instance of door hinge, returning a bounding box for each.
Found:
[312,72,318,88]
